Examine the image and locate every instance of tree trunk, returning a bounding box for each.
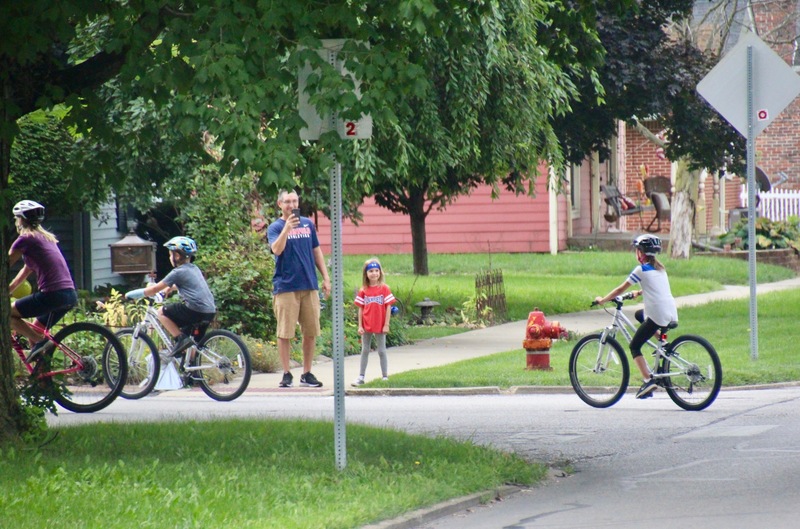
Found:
[670,158,700,259]
[408,192,429,276]
[0,131,22,443]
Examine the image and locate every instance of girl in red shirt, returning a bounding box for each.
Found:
[352,258,395,385]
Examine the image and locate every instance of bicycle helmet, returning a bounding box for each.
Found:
[164,236,198,256]
[13,200,45,226]
[632,234,662,256]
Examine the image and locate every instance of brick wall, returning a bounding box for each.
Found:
[621,122,742,233]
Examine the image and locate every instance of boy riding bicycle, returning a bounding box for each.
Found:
[142,236,216,357]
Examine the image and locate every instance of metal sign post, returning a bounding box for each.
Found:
[329,151,346,470]
[698,31,800,361]
[298,39,371,471]
[746,46,758,360]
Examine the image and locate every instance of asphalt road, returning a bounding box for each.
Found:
[48,385,800,529]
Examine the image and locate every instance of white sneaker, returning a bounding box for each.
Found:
[382,376,389,381]
[351,377,365,387]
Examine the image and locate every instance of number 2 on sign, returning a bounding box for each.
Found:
[345,121,356,136]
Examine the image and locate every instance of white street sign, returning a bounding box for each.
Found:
[697,31,800,139]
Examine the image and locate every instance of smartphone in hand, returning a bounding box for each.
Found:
[291,208,301,221]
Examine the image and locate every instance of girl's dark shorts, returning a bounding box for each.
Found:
[162,303,216,333]
[15,288,78,328]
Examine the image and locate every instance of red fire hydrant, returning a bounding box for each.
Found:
[522,308,568,370]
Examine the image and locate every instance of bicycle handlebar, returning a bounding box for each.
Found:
[591,290,639,307]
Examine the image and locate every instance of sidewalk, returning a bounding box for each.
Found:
[245,276,800,394]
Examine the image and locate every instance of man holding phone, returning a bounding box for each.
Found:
[267,189,331,388]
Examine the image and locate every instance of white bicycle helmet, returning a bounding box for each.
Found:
[13,200,45,226]
[632,234,662,256]
[164,236,198,256]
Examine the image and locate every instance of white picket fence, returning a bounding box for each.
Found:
[739,188,800,221]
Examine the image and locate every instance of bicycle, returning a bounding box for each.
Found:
[13,319,128,413]
[115,290,252,401]
[568,291,722,411]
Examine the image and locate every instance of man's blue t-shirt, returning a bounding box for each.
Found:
[267,216,320,295]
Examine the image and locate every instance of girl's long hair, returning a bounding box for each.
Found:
[16,219,58,243]
[644,254,665,271]
[361,257,385,288]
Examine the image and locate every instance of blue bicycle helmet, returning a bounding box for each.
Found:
[164,236,198,256]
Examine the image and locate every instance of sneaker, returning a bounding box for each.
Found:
[170,334,194,356]
[26,339,52,363]
[351,377,365,387]
[636,378,658,399]
[382,377,389,381]
[300,372,323,388]
[279,372,293,388]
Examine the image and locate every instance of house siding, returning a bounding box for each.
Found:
[90,202,124,289]
[315,167,566,255]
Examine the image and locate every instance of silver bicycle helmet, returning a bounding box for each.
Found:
[164,236,198,256]
[13,200,45,226]
[632,234,662,256]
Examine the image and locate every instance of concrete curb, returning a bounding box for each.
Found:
[360,485,522,529]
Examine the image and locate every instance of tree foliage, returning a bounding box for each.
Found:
[552,0,745,176]
[2,0,545,441]
[367,0,615,274]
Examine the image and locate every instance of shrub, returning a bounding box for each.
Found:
[242,335,281,373]
[717,216,800,251]
[181,167,276,339]
[199,236,275,340]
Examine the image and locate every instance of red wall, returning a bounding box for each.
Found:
[315,167,567,255]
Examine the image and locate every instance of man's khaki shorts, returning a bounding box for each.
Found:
[273,290,321,339]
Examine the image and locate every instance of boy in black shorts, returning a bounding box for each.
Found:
[143,236,216,356]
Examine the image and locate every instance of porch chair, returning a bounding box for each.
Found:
[643,176,671,233]
[600,184,644,223]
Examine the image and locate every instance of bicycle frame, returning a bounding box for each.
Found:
[598,300,660,356]
[129,305,221,379]
[12,324,85,379]
[131,306,175,353]
[597,296,703,385]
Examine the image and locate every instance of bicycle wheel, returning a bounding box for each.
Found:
[191,329,251,401]
[115,328,160,399]
[661,335,722,411]
[45,322,127,413]
[569,333,630,408]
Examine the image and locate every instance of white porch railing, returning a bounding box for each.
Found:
[739,188,800,221]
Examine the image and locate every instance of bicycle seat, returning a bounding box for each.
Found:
[659,321,678,332]
[181,314,216,342]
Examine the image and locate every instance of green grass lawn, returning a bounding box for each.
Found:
[344,252,794,321]
[377,288,800,389]
[5,251,797,529]
[0,420,543,529]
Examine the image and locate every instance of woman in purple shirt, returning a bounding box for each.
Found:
[9,200,77,361]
